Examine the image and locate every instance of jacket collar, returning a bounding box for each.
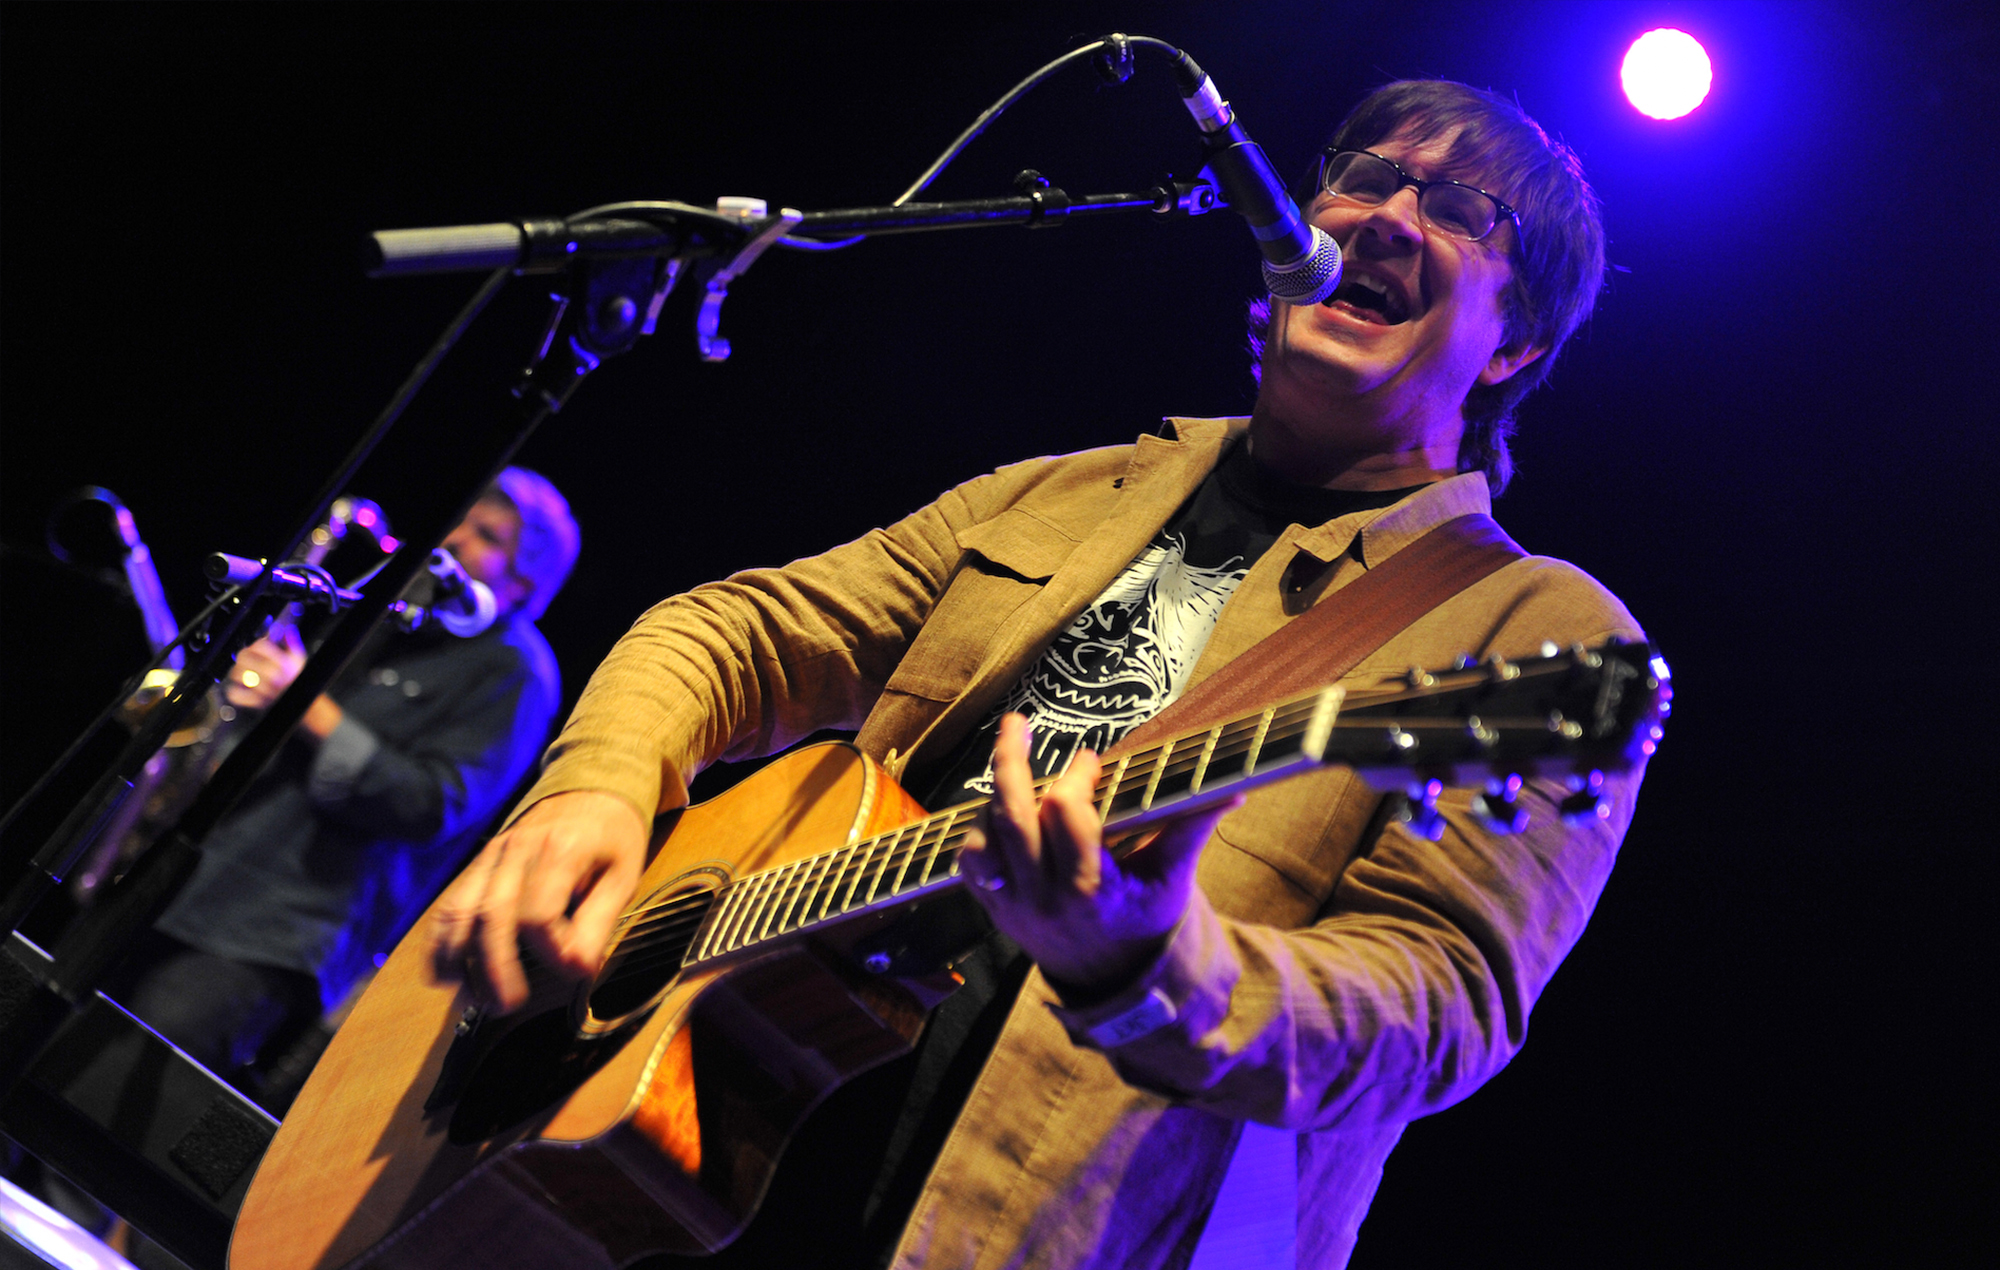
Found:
[1161,416,1497,569]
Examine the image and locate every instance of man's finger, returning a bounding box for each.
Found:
[989,715,1046,903]
[956,828,1008,898]
[1036,748,1103,895]
[514,827,587,974]
[560,849,644,978]
[429,845,498,985]
[472,834,537,1013]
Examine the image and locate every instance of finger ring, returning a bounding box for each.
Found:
[239,670,261,688]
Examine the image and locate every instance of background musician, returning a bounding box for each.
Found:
[111,467,577,1102]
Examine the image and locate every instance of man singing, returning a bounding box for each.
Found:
[435,81,1645,1269]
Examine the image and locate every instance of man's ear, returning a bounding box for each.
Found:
[1478,337,1548,387]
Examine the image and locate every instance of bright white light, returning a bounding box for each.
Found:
[1622,28,1713,120]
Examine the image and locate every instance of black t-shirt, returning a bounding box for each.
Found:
[634,442,1424,1270]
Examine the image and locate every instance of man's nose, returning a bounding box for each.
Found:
[1353,186,1425,252]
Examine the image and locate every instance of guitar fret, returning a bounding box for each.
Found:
[740,869,788,950]
[716,873,765,952]
[862,825,905,905]
[757,861,805,941]
[689,889,730,962]
[701,885,741,958]
[923,815,967,886]
[807,851,845,923]
[810,847,849,922]
[775,853,829,933]
[885,816,932,897]
[929,832,962,887]
[838,837,881,912]
[1189,724,1221,793]
[1097,754,1133,822]
[1245,706,1276,774]
[1140,739,1174,810]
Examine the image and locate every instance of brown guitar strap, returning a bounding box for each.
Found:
[1104,512,1527,760]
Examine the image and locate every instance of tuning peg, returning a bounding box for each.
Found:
[1559,770,1610,825]
[1398,778,1446,842]
[1464,714,1498,750]
[1471,774,1530,834]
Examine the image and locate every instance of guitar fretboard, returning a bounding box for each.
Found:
[681,687,1344,967]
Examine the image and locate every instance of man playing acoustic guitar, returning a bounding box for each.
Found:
[431,81,1648,1269]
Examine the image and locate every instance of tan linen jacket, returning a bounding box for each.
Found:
[519,418,1648,1269]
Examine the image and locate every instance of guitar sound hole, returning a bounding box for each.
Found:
[587,885,717,1025]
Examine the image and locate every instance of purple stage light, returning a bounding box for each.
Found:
[1621,28,1713,120]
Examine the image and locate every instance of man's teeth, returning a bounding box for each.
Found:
[1326,273,1406,323]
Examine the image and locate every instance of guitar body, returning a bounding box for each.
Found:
[231,741,933,1270]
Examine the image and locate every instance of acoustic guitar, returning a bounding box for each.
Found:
[230,640,1668,1269]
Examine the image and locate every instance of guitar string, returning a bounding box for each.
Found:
[592,685,1592,989]
[597,702,1330,974]
[603,696,1329,952]
[609,689,1575,962]
[602,689,1341,936]
[602,703,1303,948]
[597,685,1507,968]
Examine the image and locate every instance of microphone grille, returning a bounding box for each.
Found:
[1263,230,1343,306]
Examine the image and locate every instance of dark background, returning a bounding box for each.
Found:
[2,1,1993,1264]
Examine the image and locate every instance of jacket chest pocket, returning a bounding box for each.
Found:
[879,508,1080,705]
[1200,765,1383,925]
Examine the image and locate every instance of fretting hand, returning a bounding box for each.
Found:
[224,625,306,710]
[958,714,1241,997]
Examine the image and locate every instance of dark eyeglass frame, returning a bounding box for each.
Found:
[1314,147,1526,252]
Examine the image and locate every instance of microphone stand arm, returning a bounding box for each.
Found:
[367,171,1226,361]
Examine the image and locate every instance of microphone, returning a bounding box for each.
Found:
[406,549,499,638]
[1168,51,1342,306]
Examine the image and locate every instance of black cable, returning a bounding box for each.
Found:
[779,33,1186,251]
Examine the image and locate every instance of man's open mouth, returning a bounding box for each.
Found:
[1322,273,1410,325]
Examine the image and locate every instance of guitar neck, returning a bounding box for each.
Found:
[682,687,1346,968]
[678,637,1666,972]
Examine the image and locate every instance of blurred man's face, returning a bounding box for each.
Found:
[442,498,530,615]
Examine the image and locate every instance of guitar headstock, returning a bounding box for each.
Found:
[1329,639,1670,835]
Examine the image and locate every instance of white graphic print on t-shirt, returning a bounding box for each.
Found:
[960,530,1247,795]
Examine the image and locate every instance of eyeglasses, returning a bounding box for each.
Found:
[1315,148,1524,250]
